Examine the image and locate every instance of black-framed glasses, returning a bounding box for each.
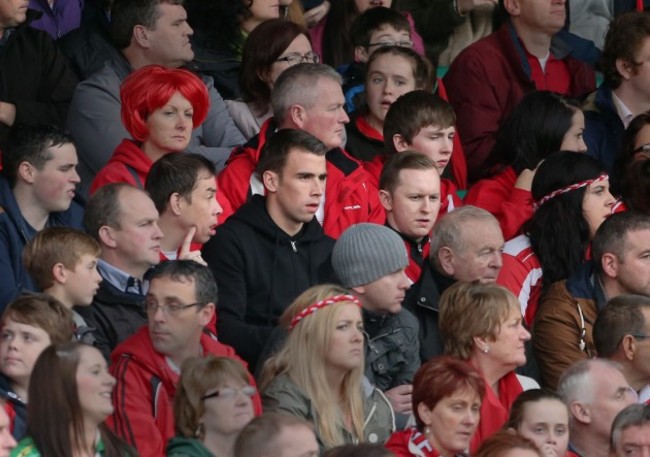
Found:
[631,333,650,340]
[201,385,257,401]
[275,52,320,65]
[366,40,413,49]
[145,301,203,315]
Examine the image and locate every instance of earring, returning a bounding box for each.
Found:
[483,346,489,354]
[195,423,205,439]
[424,426,431,436]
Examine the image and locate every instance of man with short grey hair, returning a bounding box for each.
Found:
[218,63,384,239]
[558,359,637,457]
[610,404,650,457]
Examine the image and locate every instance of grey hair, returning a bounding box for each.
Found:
[430,205,500,270]
[271,63,343,125]
[610,404,650,452]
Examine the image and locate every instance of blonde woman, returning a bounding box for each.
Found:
[260,284,394,450]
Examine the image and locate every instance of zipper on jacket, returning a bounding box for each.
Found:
[290,241,297,253]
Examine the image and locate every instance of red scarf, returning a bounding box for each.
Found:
[470,370,523,453]
[386,428,441,457]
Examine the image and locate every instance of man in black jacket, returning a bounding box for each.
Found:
[80,183,163,359]
[202,129,336,371]
[0,3,78,143]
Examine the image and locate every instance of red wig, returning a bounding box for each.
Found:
[120,65,210,142]
[412,356,487,431]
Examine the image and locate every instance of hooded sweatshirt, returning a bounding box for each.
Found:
[202,195,335,371]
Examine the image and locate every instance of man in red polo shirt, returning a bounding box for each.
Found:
[443,0,596,183]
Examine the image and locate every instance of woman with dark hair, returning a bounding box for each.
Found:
[505,390,569,457]
[475,431,542,457]
[385,356,486,457]
[90,65,210,194]
[167,356,256,457]
[438,281,537,452]
[345,45,433,161]
[496,151,615,326]
[12,342,133,456]
[185,0,296,100]
[465,91,587,240]
[312,0,424,68]
[227,18,317,139]
[614,111,650,212]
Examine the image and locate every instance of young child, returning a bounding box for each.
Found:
[345,46,432,162]
[22,226,102,343]
[0,294,74,440]
[372,89,462,216]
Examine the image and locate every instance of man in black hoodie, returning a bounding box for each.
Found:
[202,129,336,371]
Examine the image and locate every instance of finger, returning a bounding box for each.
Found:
[180,226,197,257]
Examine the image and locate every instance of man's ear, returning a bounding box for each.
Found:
[354,45,369,63]
[379,189,393,212]
[437,247,455,276]
[621,334,637,361]
[169,192,183,217]
[570,401,591,425]
[351,285,365,296]
[392,134,410,153]
[289,104,306,129]
[199,302,215,327]
[601,252,619,279]
[132,24,151,48]
[503,0,520,16]
[263,170,280,194]
[18,161,36,185]
[98,225,118,249]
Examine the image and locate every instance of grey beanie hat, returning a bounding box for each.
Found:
[332,223,409,287]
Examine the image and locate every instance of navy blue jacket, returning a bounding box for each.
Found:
[583,84,625,175]
[0,177,84,310]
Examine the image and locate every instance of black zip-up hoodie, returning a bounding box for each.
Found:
[202,195,335,371]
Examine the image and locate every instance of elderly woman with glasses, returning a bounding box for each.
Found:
[167,356,257,457]
[227,18,319,139]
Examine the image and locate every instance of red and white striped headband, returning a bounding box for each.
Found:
[289,294,361,330]
[534,173,608,210]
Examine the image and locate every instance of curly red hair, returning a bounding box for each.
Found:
[120,65,210,141]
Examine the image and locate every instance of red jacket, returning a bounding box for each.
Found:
[108,327,261,457]
[90,139,152,194]
[464,167,533,241]
[365,155,462,217]
[217,118,384,238]
[443,23,596,183]
[89,138,233,219]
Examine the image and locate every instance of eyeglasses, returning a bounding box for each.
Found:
[275,52,320,65]
[631,333,650,340]
[366,40,413,49]
[201,385,257,401]
[145,301,203,315]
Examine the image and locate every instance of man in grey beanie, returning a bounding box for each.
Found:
[332,223,420,418]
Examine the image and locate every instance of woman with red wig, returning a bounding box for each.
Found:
[90,65,210,194]
[385,356,485,457]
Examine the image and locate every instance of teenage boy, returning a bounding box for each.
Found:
[22,227,102,343]
[144,153,222,264]
[0,294,75,440]
[0,124,84,310]
[380,90,462,216]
